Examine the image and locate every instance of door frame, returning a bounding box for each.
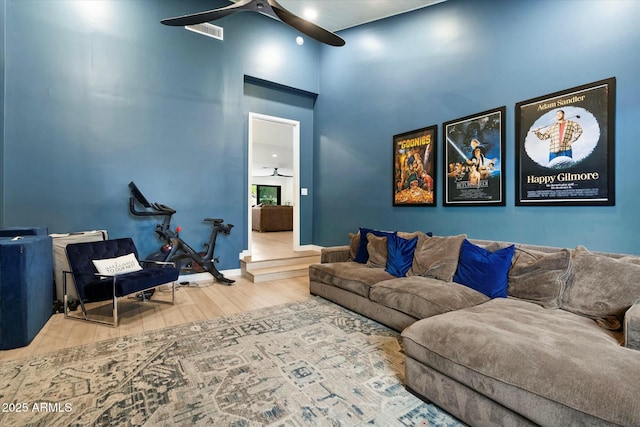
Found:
[244,112,301,258]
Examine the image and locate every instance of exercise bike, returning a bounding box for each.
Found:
[128,182,235,285]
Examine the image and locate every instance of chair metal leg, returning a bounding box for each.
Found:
[112,277,118,327]
[63,275,176,328]
[64,271,89,321]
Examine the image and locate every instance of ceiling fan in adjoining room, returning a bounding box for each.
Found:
[161,0,346,46]
[255,167,293,178]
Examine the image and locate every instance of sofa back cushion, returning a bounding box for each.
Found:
[408,234,466,281]
[365,234,388,268]
[348,232,360,260]
[508,247,571,309]
[353,227,397,264]
[397,231,430,241]
[561,246,640,330]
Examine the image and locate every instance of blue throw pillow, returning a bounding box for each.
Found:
[453,239,515,298]
[354,228,397,264]
[386,234,419,277]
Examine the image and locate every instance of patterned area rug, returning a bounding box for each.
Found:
[0,297,464,427]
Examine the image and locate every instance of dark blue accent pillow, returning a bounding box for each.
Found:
[453,239,515,298]
[385,234,419,277]
[354,228,397,264]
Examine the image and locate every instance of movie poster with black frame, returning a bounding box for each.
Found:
[393,125,437,206]
[515,77,616,206]
[443,107,506,206]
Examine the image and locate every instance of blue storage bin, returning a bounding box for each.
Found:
[0,226,48,237]
[0,236,53,349]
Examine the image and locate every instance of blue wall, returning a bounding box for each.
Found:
[0,0,5,225]
[1,0,320,268]
[3,0,640,265]
[314,0,640,254]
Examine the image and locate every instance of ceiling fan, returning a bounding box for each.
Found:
[257,167,293,177]
[161,0,346,47]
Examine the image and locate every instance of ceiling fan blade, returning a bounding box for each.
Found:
[272,168,293,177]
[268,0,346,46]
[161,0,253,26]
[162,0,345,47]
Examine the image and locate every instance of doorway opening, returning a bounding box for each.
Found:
[246,112,300,261]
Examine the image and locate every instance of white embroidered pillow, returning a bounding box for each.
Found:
[92,253,142,276]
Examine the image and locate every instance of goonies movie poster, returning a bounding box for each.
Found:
[393,125,436,206]
[516,78,616,206]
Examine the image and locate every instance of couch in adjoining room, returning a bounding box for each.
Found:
[309,228,640,427]
[252,205,293,232]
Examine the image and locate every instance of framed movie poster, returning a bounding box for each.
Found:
[515,77,616,206]
[443,107,506,206]
[393,125,437,206]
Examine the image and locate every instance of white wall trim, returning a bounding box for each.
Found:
[247,113,301,257]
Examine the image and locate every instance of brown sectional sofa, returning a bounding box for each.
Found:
[309,230,640,427]
[251,205,293,232]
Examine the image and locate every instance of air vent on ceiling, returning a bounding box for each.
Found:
[185,23,224,41]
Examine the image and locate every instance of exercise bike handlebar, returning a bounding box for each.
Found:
[128,181,177,217]
[129,198,177,217]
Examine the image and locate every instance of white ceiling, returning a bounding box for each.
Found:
[230,0,444,32]
[252,119,295,177]
[243,0,445,176]
[269,0,445,32]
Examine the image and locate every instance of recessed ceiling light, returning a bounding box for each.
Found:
[296,36,304,45]
[272,154,278,158]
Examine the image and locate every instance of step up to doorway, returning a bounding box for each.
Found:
[241,254,320,283]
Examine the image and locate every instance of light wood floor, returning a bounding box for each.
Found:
[0,232,312,362]
[249,230,316,261]
[0,231,318,362]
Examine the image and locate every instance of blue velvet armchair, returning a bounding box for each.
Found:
[64,238,179,327]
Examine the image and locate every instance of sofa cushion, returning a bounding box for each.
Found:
[453,239,515,298]
[561,246,640,330]
[348,232,360,260]
[401,298,639,427]
[408,234,466,281]
[397,231,431,240]
[308,262,395,298]
[365,234,388,268]
[508,246,571,308]
[353,228,396,264]
[83,267,178,301]
[369,276,490,320]
[385,234,418,277]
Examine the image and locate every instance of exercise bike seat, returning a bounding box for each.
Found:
[204,218,224,225]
